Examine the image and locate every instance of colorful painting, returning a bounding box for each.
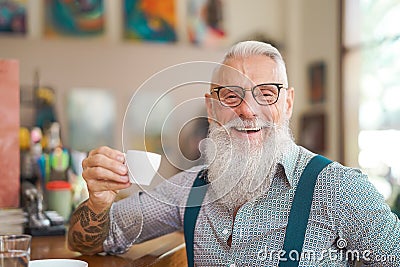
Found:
[187,0,225,46]
[45,0,104,37]
[0,0,26,34]
[124,0,176,42]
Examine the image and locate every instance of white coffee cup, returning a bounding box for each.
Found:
[125,150,161,185]
[29,259,88,267]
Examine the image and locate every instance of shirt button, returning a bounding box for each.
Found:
[222,228,229,235]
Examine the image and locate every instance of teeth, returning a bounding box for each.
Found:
[235,127,262,131]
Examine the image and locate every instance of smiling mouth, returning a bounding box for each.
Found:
[234,127,263,134]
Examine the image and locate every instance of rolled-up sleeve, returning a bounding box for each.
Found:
[103,192,144,254]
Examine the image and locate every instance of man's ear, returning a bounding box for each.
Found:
[285,87,294,119]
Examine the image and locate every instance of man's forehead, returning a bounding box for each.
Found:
[213,67,251,85]
[211,59,280,86]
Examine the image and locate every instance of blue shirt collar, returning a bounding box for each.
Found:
[277,140,300,187]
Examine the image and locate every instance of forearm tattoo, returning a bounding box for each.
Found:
[68,201,110,254]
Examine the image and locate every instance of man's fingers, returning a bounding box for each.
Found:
[86,178,131,192]
[81,146,130,198]
[88,146,125,163]
[83,166,129,184]
[83,153,127,176]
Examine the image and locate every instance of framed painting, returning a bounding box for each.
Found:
[124,0,177,42]
[308,61,326,104]
[187,0,225,47]
[0,0,26,34]
[299,112,326,154]
[45,0,104,37]
[67,88,115,152]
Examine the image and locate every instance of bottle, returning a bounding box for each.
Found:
[46,122,62,152]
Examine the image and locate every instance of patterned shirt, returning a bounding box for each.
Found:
[104,142,400,266]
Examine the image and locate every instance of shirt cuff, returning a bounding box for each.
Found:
[103,193,143,254]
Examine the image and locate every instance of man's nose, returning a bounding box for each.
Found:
[235,91,259,119]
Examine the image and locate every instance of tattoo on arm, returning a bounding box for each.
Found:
[68,201,111,254]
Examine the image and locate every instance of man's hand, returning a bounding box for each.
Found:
[82,146,130,212]
[68,146,130,255]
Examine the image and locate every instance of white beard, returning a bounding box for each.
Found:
[204,117,293,210]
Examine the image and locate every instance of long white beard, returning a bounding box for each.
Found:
[204,117,293,210]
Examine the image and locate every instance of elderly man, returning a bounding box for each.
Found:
[68,41,400,266]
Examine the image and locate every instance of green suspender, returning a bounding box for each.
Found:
[184,155,332,267]
[279,155,332,267]
[184,169,208,267]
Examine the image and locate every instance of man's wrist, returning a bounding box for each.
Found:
[86,192,116,214]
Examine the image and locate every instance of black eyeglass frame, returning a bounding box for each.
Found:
[210,83,287,107]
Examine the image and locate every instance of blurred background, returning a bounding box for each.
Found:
[1,0,400,228]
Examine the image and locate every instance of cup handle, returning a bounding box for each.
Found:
[123,153,127,165]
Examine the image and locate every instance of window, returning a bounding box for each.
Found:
[343,0,400,210]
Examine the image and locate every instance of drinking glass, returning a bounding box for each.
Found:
[0,234,31,267]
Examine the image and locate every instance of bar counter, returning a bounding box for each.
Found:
[31,231,187,266]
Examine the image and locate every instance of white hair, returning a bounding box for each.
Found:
[204,116,293,209]
[222,40,288,87]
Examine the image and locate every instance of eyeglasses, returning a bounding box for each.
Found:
[210,83,287,107]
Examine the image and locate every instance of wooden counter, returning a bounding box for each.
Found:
[31,231,187,267]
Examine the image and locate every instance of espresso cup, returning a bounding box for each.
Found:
[125,150,161,185]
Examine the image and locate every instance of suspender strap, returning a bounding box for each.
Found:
[184,169,208,267]
[279,155,332,267]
